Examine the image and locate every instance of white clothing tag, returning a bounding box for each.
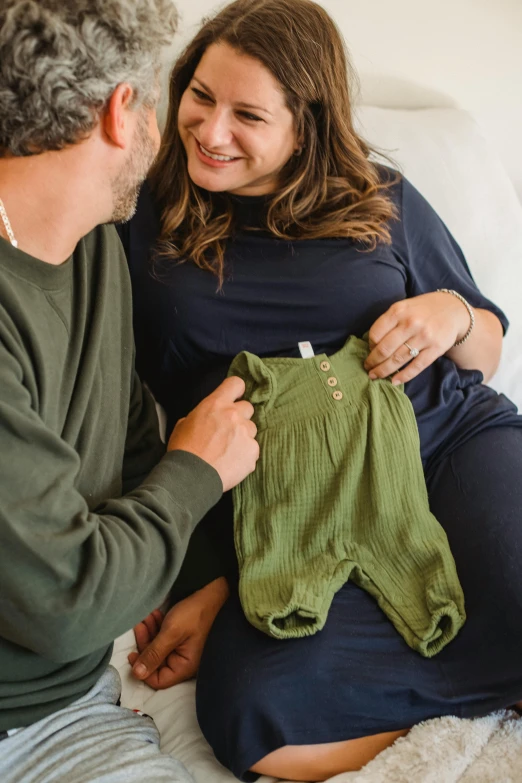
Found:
[298,341,315,359]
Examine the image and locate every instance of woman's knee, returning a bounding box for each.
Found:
[249,729,410,781]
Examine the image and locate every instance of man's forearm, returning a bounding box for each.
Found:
[0,451,222,662]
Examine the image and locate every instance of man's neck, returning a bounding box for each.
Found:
[0,146,111,266]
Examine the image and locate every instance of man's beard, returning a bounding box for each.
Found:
[110,109,158,224]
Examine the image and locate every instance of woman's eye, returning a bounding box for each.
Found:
[239,111,263,122]
[190,89,263,122]
[191,88,211,101]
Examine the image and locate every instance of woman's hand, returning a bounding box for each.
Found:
[364,292,474,385]
[128,577,229,690]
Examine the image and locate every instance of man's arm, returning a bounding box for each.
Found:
[122,369,228,602]
[121,367,166,495]
[0,344,257,663]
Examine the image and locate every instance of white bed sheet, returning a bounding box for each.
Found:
[112,631,278,783]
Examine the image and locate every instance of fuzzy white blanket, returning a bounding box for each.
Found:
[112,633,521,783]
[328,711,522,783]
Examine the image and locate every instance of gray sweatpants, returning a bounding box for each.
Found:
[0,666,193,783]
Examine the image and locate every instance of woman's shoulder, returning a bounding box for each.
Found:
[375,164,443,225]
[373,164,451,254]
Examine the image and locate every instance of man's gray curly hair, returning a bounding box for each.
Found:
[0,0,178,157]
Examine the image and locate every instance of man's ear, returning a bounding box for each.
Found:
[103,83,136,150]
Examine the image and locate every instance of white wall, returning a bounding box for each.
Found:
[165,0,522,199]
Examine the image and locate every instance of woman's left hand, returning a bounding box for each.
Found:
[364,292,471,385]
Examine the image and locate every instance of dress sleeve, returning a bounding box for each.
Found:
[390,176,509,334]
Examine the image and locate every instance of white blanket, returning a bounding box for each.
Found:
[329,711,522,783]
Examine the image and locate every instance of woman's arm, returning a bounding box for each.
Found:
[446,305,503,382]
[372,176,509,386]
[128,577,230,689]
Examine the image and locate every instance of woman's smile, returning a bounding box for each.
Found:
[194,137,241,167]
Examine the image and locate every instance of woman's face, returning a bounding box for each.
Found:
[177,42,299,196]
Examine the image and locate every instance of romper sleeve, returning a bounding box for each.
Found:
[389,176,509,334]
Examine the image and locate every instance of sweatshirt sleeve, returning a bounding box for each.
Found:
[121,366,166,495]
[0,341,223,663]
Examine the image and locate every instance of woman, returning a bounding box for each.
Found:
[118,0,522,780]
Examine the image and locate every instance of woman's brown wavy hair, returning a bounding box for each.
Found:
[149,0,397,284]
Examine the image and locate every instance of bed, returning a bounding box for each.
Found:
[111,104,522,782]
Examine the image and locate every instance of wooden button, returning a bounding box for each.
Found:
[333,390,343,401]
[327,377,338,387]
[320,361,330,372]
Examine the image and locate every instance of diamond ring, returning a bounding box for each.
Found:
[404,342,419,359]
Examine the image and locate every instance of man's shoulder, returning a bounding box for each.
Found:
[80,222,126,257]
[78,223,131,285]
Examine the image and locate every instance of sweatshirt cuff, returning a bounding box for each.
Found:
[142,449,223,523]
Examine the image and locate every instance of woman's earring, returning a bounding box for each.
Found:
[293,146,303,156]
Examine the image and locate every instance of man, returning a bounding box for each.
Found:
[0,1,259,781]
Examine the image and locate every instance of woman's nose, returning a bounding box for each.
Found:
[198,108,233,151]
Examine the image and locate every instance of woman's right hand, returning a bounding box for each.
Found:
[128,577,229,689]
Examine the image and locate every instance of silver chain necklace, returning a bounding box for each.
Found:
[0,198,18,248]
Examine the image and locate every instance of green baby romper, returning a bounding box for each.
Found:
[229,335,466,657]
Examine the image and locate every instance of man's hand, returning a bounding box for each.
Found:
[168,376,259,492]
[128,577,229,690]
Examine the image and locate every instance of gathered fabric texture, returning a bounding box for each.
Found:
[230,335,465,657]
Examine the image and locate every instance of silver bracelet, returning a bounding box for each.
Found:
[437,288,475,346]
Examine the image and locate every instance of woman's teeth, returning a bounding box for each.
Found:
[199,143,236,162]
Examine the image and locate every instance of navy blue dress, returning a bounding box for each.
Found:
[119,173,522,781]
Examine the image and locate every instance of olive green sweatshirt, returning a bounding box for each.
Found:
[0,228,222,731]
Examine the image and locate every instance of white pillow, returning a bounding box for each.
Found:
[355,106,522,410]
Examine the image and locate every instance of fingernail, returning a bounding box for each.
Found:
[392,377,401,386]
[133,663,147,678]
[368,372,377,380]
